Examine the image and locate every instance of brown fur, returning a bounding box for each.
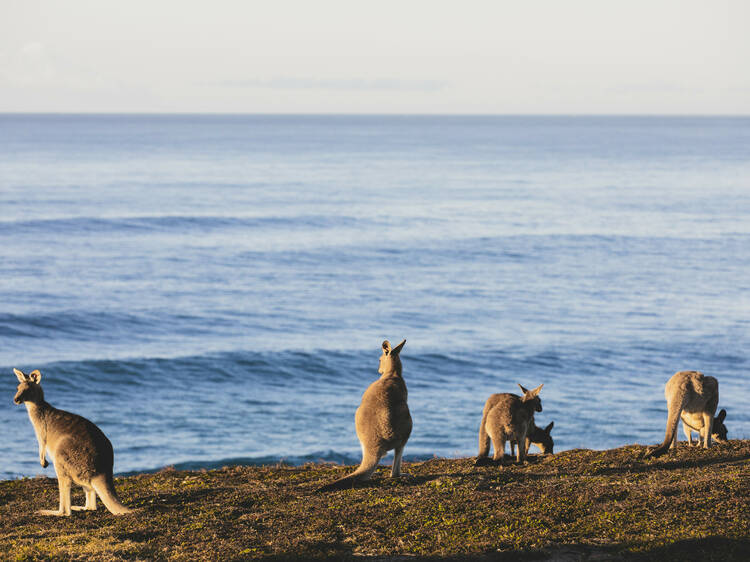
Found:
[510,420,554,457]
[317,339,412,492]
[13,368,131,515]
[646,370,725,458]
[476,384,543,465]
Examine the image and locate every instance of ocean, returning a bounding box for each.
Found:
[1,114,748,480]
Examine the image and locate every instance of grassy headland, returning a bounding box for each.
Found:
[1,441,748,561]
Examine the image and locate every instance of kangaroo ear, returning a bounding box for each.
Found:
[716,409,726,423]
[28,370,42,384]
[545,421,554,433]
[517,383,529,394]
[382,340,391,354]
[13,368,27,383]
[528,384,543,398]
[391,339,406,355]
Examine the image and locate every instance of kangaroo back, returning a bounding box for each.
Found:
[317,339,411,492]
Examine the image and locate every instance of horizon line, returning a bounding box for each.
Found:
[1,111,749,118]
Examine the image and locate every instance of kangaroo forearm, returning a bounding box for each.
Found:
[38,442,48,466]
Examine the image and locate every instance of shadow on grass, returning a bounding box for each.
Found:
[474,454,549,465]
[309,461,554,495]
[117,529,159,543]
[591,450,750,477]
[250,536,750,561]
[637,536,750,561]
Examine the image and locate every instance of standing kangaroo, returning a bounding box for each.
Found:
[476,384,543,465]
[13,368,132,515]
[510,420,554,458]
[317,339,412,492]
[646,370,726,458]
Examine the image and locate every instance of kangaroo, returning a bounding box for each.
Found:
[476,384,543,465]
[13,368,132,515]
[646,370,725,458]
[317,339,412,492]
[510,420,554,458]
[684,408,727,446]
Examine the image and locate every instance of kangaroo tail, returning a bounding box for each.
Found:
[477,408,491,458]
[315,451,381,493]
[646,397,686,458]
[91,473,132,515]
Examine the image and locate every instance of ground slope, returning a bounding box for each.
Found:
[0,441,748,560]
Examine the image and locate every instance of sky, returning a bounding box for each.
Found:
[1,0,748,114]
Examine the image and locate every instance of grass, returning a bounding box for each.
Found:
[1,441,748,560]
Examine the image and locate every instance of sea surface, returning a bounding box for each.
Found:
[1,114,749,480]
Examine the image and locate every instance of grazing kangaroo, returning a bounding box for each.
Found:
[317,339,412,492]
[476,384,543,465]
[646,370,725,458]
[684,408,727,446]
[13,368,132,515]
[510,420,554,457]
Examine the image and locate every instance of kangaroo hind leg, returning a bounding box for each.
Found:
[682,421,693,446]
[72,485,97,511]
[487,426,506,462]
[391,445,405,477]
[477,418,491,459]
[38,473,72,516]
[516,430,528,464]
[701,411,714,449]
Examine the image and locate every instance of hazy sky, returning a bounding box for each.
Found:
[1,0,748,114]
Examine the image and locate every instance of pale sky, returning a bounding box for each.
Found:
[1,0,748,114]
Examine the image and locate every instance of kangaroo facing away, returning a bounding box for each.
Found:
[510,420,554,458]
[13,368,132,515]
[476,384,543,465]
[317,339,412,492]
[646,370,727,458]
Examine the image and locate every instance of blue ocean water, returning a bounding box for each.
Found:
[1,114,749,480]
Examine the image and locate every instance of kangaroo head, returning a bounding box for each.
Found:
[13,368,44,405]
[536,421,555,454]
[527,421,554,454]
[378,339,406,376]
[712,408,728,442]
[518,383,543,412]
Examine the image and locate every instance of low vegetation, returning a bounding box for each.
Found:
[1,441,748,560]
